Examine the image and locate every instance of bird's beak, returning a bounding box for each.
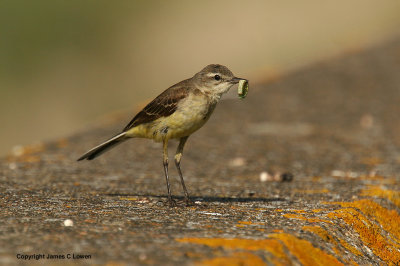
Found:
[230,77,247,84]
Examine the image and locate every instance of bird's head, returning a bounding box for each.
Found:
[193,64,246,95]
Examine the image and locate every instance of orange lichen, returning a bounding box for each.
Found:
[292,210,307,214]
[177,238,284,254]
[178,195,400,264]
[360,185,400,208]
[326,202,400,264]
[347,259,359,266]
[303,225,334,242]
[283,213,332,224]
[336,237,363,258]
[177,238,289,265]
[196,252,265,266]
[237,221,264,226]
[311,209,325,213]
[335,199,400,244]
[302,225,362,256]
[177,233,343,266]
[237,221,255,225]
[268,233,343,265]
[283,213,306,220]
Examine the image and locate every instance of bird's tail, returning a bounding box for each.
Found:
[77,132,128,161]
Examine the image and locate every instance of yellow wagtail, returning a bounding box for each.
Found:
[78,64,247,206]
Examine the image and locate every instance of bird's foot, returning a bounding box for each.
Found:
[166,197,178,207]
[184,197,195,206]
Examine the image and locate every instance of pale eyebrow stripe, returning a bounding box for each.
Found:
[206,73,220,77]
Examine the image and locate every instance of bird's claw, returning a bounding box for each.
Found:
[184,197,195,206]
[166,197,177,207]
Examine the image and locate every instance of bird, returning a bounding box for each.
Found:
[78,64,247,206]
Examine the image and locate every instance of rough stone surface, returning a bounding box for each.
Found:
[1,38,400,265]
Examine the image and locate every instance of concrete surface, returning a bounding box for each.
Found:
[1,38,400,265]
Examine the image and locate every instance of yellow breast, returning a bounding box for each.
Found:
[126,93,217,142]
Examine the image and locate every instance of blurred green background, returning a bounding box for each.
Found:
[1,0,400,156]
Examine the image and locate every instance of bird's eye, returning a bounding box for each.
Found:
[214,75,221,81]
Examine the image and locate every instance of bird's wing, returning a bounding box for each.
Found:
[123,83,189,131]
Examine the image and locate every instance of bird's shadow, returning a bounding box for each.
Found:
[104,193,286,203]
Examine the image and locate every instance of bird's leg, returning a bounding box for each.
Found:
[174,136,193,206]
[163,138,176,207]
